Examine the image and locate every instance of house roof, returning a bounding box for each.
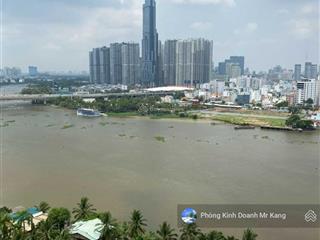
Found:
[70,218,104,240]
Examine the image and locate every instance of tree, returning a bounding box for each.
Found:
[179,223,201,240]
[226,237,239,240]
[156,222,178,240]
[206,231,226,240]
[98,212,118,240]
[242,229,257,240]
[48,208,71,231]
[72,197,96,221]
[288,106,301,114]
[286,114,301,126]
[35,220,54,240]
[286,114,314,129]
[0,212,13,239]
[305,98,314,105]
[128,210,147,239]
[275,101,288,109]
[36,202,51,213]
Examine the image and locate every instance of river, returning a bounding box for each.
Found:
[0,89,319,239]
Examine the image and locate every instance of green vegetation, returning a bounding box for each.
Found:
[155,136,166,143]
[0,197,258,240]
[275,101,288,109]
[285,114,314,130]
[21,84,53,95]
[211,115,286,127]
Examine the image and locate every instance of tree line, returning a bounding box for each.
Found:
[0,197,259,240]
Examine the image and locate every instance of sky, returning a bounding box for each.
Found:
[2,0,319,72]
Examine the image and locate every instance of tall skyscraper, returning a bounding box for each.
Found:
[28,66,38,76]
[142,0,158,86]
[90,43,139,86]
[121,43,140,86]
[311,64,318,79]
[176,38,213,86]
[110,43,123,85]
[229,56,245,75]
[164,40,177,86]
[305,62,312,79]
[294,64,301,81]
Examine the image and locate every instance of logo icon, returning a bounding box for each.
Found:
[305,210,317,223]
[181,208,197,224]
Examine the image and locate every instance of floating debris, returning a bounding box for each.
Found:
[46,124,55,127]
[118,134,126,137]
[61,124,74,129]
[168,126,174,129]
[5,120,16,123]
[261,136,269,139]
[155,136,165,143]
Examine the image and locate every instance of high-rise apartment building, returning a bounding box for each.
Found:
[163,40,178,86]
[229,56,245,75]
[175,39,213,86]
[142,0,158,86]
[294,64,301,81]
[28,66,38,76]
[121,43,140,86]
[296,79,319,105]
[305,62,312,79]
[110,43,123,85]
[89,47,111,84]
[90,43,139,85]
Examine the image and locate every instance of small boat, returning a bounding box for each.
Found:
[234,125,255,130]
[77,108,102,117]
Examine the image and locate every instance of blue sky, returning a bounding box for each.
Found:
[3,0,319,72]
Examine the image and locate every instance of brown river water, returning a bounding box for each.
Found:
[1,102,319,240]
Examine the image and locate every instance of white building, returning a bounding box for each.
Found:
[296,79,319,105]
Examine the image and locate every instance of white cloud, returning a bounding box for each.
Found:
[288,19,316,39]
[190,21,212,31]
[169,0,236,7]
[234,22,258,35]
[246,22,258,33]
[300,3,317,15]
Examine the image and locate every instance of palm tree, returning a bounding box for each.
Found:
[36,202,51,213]
[128,210,147,239]
[226,237,239,240]
[156,222,178,240]
[206,231,226,240]
[0,213,13,239]
[117,221,130,240]
[52,229,71,240]
[179,223,201,240]
[99,212,118,240]
[35,220,54,240]
[242,229,257,240]
[72,197,96,221]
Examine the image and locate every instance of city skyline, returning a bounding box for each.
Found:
[3,0,319,72]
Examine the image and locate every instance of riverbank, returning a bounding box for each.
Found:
[105,111,287,128]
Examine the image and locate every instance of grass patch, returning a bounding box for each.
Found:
[154,136,165,143]
[61,124,74,129]
[211,115,286,127]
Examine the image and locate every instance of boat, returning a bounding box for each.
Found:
[77,108,102,117]
[234,125,255,130]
